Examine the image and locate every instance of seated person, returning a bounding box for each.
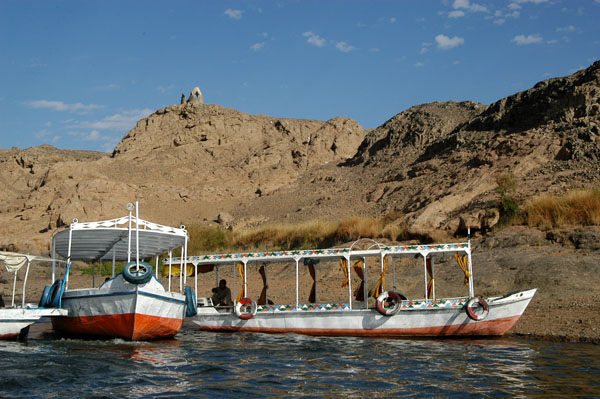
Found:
[211,279,233,307]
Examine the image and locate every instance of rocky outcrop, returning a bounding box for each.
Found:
[330,61,600,238]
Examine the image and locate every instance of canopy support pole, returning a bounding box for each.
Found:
[295,258,299,308]
[112,248,116,278]
[135,200,140,271]
[127,206,132,263]
[243,260,248,298]
[11,270,17,307]
[345,255,352,309]
[52,237,56,282]
[21,259,30,307]
[392,257,396,291]
[423,255,428,299]
[363,256,368,309]
[168,250,172,292]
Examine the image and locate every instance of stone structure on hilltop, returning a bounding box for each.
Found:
[181,86,204,105]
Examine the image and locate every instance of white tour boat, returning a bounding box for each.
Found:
[171,235,536,337]
[47,202,196,341]
[0,251,67,340]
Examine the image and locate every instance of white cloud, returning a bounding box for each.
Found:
[556,25,576,32]
[68,109,153,131]
[224,9,243,20]
[25,100,102,113]
[390,17,397,23]
[453,0,470,9]
[35,129,50,139]
[435,34,465,49]
[83,130,101,141]
[94,83,120,91]
[157,84,175,93]
[449,10,465,18]
[512,33,543,45]
[453,0,487,12]
[368,47,380,52]
[508,2,522,10]
[250,42,265,51]
[336,41,355,52]
[303,31,326,47]
[420,41,433,54]
[415,62,425,67]
[513,0,548,3]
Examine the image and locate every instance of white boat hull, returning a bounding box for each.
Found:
[192,289,536,337]
[52,275,186,340]
[0,307,68,340]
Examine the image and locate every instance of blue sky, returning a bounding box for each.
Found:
[1,0,599,153]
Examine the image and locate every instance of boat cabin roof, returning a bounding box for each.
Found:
[52,215,188,262]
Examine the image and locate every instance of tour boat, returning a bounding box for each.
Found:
[171,234,536,337]
[0,251,67,340]
[47,202,196,341]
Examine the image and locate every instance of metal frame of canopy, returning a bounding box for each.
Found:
[166,236,475,310]
[0,251,68,307]
[50,202,189,291]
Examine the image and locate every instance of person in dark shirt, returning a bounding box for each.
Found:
[211,279,233,307]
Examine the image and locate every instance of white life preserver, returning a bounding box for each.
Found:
[235,297,257,320]
[466,297,489,321]
[376,291,405,316]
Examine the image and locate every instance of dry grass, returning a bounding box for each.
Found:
[522,188,600,229]
[187,214,409,253]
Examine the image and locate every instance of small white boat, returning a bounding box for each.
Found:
[0,252,68,340]
[172,235,536,338]
[48,202,196,341]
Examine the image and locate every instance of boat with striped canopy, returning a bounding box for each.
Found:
[171,233,535,337]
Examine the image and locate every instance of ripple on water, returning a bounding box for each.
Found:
[0,324,598,398]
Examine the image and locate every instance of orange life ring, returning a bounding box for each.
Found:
[235,297,257,320]
[376,291,406,316]
[466,297,489,321]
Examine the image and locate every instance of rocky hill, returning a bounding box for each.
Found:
[1,61,599,253]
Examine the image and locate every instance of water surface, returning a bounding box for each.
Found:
[0,322,598,398]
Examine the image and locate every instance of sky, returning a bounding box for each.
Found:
[1,0,599,153]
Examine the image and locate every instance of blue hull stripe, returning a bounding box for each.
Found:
[62,290,186,305]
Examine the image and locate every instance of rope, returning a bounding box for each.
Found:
[453,253,471,286]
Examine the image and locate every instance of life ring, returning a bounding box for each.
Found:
[235,298,257,320]
[185,286,197,317]
[122,261,153,284]
[376,291,406,316]
[48,279,64,308]
[38,284,53,307]
[466,297,489,321]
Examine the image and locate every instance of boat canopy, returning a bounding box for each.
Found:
[52,215,188,262]
[0,251,52,272]
[173,242,471,267]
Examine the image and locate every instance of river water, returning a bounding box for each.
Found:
[0,321,598,398]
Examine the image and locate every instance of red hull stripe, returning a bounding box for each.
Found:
[52,313,183,340]
[0,333,20,340]
[197,315,522,337]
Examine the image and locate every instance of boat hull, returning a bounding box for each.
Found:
[1,307,68,340]
[52,276,186,340]
[192,289,536,338]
